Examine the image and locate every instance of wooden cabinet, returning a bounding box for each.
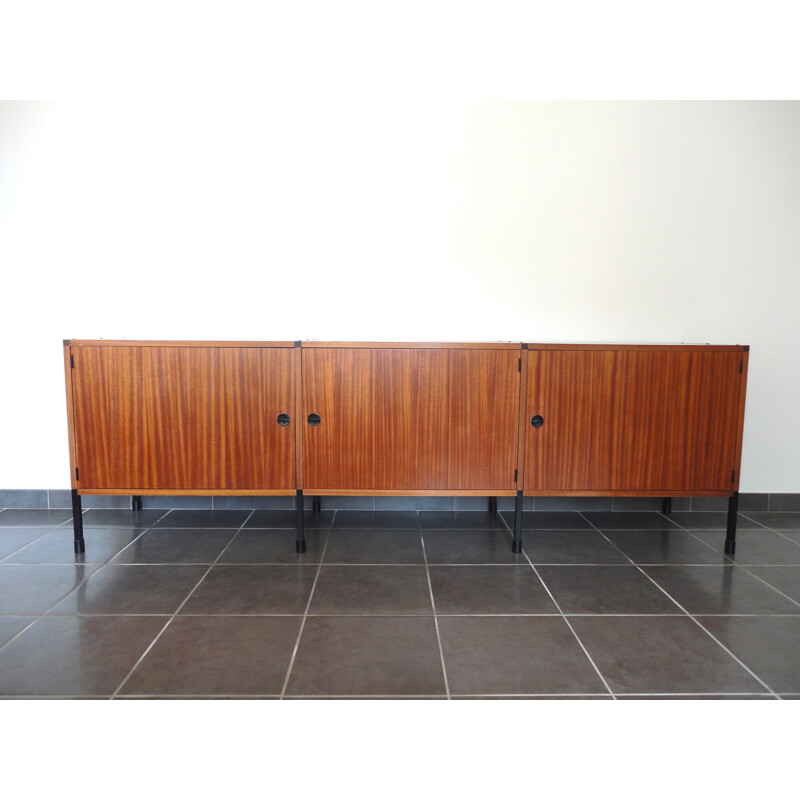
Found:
[521,346,748,495]
[301,343,520,494]
[63,339,749,555]
[67,342,297,492]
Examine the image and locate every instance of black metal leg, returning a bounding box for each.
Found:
[488,496,498,515]
[512,490,523,553]
[312,495,321,514]
[296,490,306,553]
[725,492,738,555]
[71,489,85,553]
[661,497,672,515]
[131,495,143,511]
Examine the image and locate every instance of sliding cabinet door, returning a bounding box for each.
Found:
[71,345,296,490]
[302,346,520,492]
[523,348,745,493]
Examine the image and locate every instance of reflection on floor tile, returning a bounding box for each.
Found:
[568,616,765,694]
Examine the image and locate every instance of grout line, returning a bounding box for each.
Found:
[577,511,783,700]
[420,520,451,700]
[279,511,334,699]
[108,510,256,699]
[496,513,617,700]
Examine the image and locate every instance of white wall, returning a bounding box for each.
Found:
[1,100,798,491]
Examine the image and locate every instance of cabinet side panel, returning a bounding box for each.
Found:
[72,346,295,490]
[63,345,78,489]
[302,348,519,491]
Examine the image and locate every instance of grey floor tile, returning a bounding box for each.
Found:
[533,497,612,511]
[737,494,770,512]
[110,528,237,564]
[419,511,506,530]
[422,530,524,564]
[768,496,800,512]
[7,528,146,564]
[0,528,51,560]
[334,511,420,530]
[309,566,432,615]
[429,565,557,614]
[0,615,164,696]
[742,513,800,531]
[81,509,165,528]
[582,511,679,530]
[141,496,212,510]
[569,616,766,695]
[323,530,424,564]
[502,511,593,530]
[603,529,730,565]
[119,615,303,696]
[0,490,49,508]
[667,512,766,531]
[285,616,446,696]
[244,510,334,529]
[213,496,295,510]
[438,616,607,696]
[0,509,73,527]
[48,564,207,615]
[374,496,419,511]
[0,564,99,614]
[0,616,36,648]
[743,566,800,604]
[524,530,629,564]
[642,566,800,615]
[692,530,800,565]
[218,529,326,564]
[699,616,800,693]
[152,510,250,529]
[181,565,317,614]
[537,565,682,614]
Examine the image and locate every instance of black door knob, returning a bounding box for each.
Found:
[277,413,291,427]
[531,415,544,428]
[307,413,321,426]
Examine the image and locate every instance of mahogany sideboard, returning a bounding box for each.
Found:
[63,340,749,555]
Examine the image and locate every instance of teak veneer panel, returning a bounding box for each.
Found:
[71,345,296,490]
[523,347,747,493]
[301,346,520,491]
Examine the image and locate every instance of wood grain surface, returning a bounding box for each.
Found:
[301,347,521,491]
[71,346,296,490]
[523,348,746,493]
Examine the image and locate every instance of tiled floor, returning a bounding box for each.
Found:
[1,506,799,699]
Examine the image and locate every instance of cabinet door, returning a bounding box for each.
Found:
[523,348,744,493]
[302,347,520,491]
[72,346,295,490]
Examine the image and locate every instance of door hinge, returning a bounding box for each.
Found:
[75,467,80,481]
[70,354,74,368]
[731,470,735,483]
[514,469,518,482]
[518,358,521,372]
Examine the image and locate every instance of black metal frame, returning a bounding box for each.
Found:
[71,489,84,553]
[68,490,740,558]
[296,490,306,553]
[725,492,738,554]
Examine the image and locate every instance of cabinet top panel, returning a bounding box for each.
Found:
[64,340,297,348]
[300,341,522,349]
[524,343,749,351]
